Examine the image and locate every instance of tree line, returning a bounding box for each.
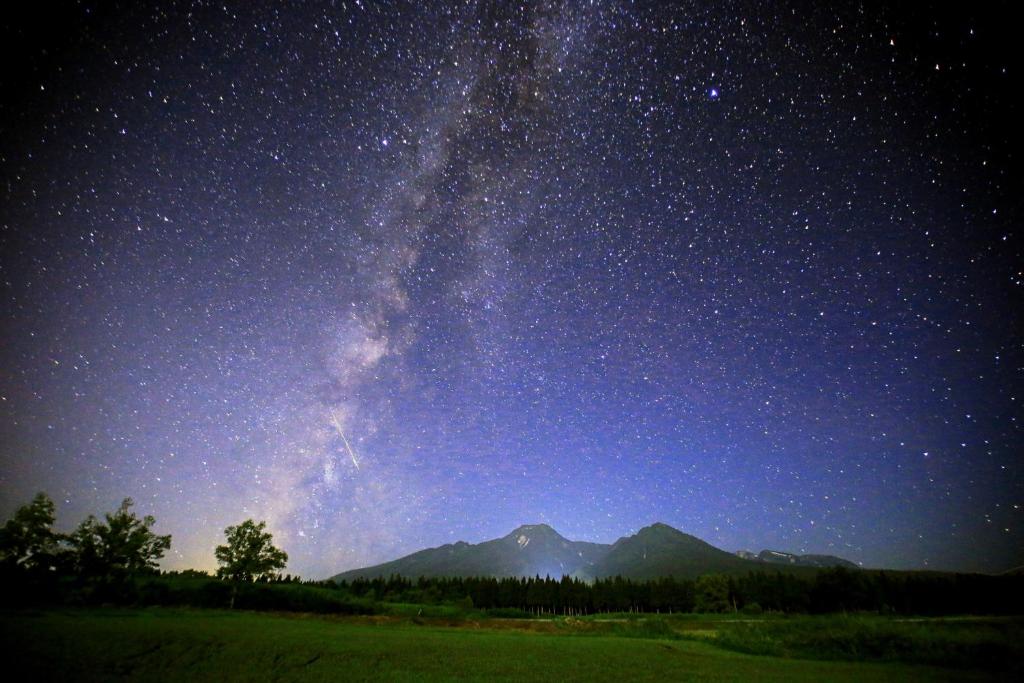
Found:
[336,569,1024,616]
[0,492,287,604]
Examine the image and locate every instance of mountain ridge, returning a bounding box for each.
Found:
[736,548,860,569]
[331,522,856,582]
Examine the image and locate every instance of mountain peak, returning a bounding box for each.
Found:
[507,523,561,538]
[634,522,689,538]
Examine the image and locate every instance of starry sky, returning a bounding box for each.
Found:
[1,1,1021,578]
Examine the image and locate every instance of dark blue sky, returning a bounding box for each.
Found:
[1,1,1020,578]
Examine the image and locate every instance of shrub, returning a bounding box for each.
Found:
[741,602,763,615]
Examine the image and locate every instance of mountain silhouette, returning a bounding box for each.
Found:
[331,522,854,581]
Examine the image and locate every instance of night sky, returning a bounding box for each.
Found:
[1,1,1021,578]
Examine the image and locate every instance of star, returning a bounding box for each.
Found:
[0,0,1018,578]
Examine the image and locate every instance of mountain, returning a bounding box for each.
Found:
[331,524,609,582]
[736,549,859,569]
[592,523,756,580]
[331,522,851,581]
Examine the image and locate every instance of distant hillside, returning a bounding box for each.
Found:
[736,549,859,569]
[331,523,852,581]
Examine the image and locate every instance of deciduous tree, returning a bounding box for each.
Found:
[67,498,171,581]
[694,574,730,613]
[215,519,288,607]
[0,492,62,574]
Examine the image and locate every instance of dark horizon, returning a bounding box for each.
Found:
[2,1,1021,579]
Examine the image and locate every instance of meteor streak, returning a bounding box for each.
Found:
[330,411,361,470]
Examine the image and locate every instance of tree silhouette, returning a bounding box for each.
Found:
[215,519,288,608]
[694,574,730,613]
[67,498,171,582]
[0,492,62,574]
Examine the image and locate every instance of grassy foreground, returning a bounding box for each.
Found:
[2,608,1015,682]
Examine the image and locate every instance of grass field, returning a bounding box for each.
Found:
[3,608,1019,681]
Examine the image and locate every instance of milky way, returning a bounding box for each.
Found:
[1,1,1021,577]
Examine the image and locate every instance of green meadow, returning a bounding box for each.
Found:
[3,608,1019,682]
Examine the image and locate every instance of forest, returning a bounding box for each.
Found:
[337,570,1024,616]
